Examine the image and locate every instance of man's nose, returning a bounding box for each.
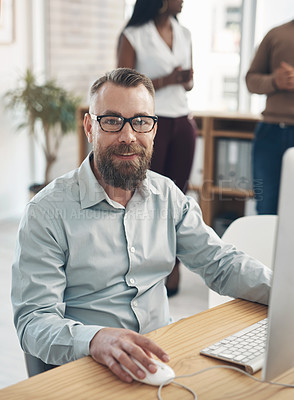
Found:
[118,121,136,143]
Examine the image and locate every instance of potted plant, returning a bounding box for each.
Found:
[5,69,81,194]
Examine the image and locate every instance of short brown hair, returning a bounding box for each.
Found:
[89,68,155,111]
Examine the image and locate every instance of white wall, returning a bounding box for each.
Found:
[180,0,293,114]
[0,0,32,219]
[255,0,293,43]
[0,0,125,220]
[47,0,125,181]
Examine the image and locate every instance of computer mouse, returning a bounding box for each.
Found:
[121,357,175,386]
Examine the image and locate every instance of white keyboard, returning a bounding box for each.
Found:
[200,318,268,374]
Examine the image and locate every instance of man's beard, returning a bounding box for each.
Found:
[94,143,153,191]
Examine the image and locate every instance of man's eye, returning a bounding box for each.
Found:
[104,118,122,125]
[133,118,146,126]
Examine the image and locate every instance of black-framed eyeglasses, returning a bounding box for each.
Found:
[89,114,158,133]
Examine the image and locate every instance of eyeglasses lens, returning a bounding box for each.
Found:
[100,116,154,133]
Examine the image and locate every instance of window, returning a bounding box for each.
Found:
[180,0,244,112]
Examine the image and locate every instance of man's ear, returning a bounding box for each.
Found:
[84,113,93,143]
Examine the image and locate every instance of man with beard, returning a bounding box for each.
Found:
[12,68,271,384]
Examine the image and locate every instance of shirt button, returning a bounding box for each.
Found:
[133,301,138,307]
[130,278,135,285]
[130,246,135,253]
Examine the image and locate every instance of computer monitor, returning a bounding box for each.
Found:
[263,147,294,381]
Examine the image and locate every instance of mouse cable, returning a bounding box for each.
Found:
[157,364,294,400]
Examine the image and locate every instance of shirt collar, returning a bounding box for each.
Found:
[140,171,161,198]
[78,153,160,209]
[78,153,108,209]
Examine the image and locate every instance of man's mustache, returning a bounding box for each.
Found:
[107,143,146,157]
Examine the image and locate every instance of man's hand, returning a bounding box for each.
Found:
[274,61,294,91]
[89,327,170,383]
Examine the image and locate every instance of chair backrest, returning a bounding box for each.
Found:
[209,214,278,308]
[221,215,278,269]
[24,353,57,377]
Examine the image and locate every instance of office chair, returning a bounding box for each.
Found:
[24,353,57,377]
[209,214,278,308]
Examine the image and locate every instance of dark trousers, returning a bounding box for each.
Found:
[253,122,294,214]
[150,115,197,193]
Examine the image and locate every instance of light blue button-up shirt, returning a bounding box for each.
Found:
[11,154,272,366]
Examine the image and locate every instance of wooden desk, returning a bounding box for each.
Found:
[2,299,294,400]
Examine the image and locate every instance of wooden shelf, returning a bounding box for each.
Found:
[212,130,254,139]
[190,112,260,227]
[210,186,254,197]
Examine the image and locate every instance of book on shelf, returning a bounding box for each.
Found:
[215,138,252,191]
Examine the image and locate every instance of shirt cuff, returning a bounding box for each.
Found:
[72,325,104,359]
